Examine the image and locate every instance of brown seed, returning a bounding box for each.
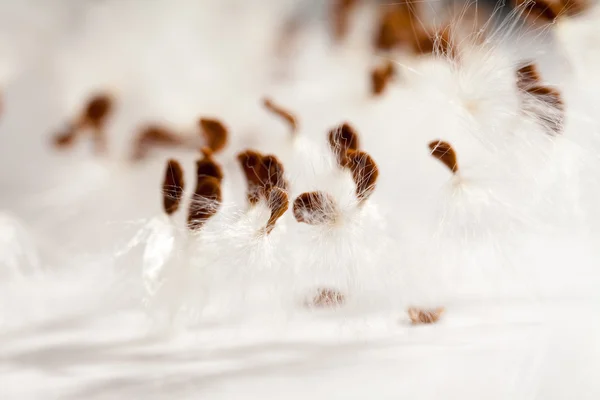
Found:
[428,140,459,174]
[309,288,345,308]
[343,149,379,203]
[328,122,360,166]
[84,94,113,129]
[407,307,445,325]
[515,63,565,135]
[162,159,185,215]
[52,127,78,148]
[263,97,298,134]
[237,150,287,205]
[265,187,289,234]
[52,93,113,153]
[187,151,224,230]
[331,0,357,40]
[374,4,415,51]
[371,60,396,96]
[196,147,224,182]
[199,118,228,153]
[187,176,222,231]
[293,191,339,225]
[516,62,542,88]
[132,124,183,160]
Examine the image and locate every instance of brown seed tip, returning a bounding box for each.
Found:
[344,150,379,203]
[263,97,298,134]
[516,62,541,89]
[162,159,185,215]
[374,4,414,51]
[428,140,459,174]
[328,122,360,165]
[237,150,287,205]
[196,150,224,182]
[371,61,397,96]
[408,307,445,325]
[84,94,113,128]
[199,118,228,153]
[52,127,77,148]
[332,0,357,40]
[132,125,183,160]
[293,191,339,225]
[265,187,289,234]
[308,288,345,308]
[515,63,565,135]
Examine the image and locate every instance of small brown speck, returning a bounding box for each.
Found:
[263,98,298,134]
[428,140,459,174]
[162,159,185,215]
[199,118,228,153]
[52,127,78,148]
[371,61,396,96]
[408,307,445,325]
[293,191,339,225]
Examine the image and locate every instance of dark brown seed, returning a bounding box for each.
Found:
[328,123,360,166]
[516,62,541,88]
[187,176,222,231]
[428,140,458,174]
[309,288,345,308]
[196,147,224,182]
[237,150,287,205]
[263,98,298,134]
[265,187,289,234]
[343,150,379,203]
[293,191,338,225]
[408,307,445,325]
[515,63,565,135]
[84,94,113,129]
[199,118,228,153]
[374,4,415,51]
[132,124,183,160]
[162,159,185,215]
[371,61,396,96]
[52,93,113,154]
